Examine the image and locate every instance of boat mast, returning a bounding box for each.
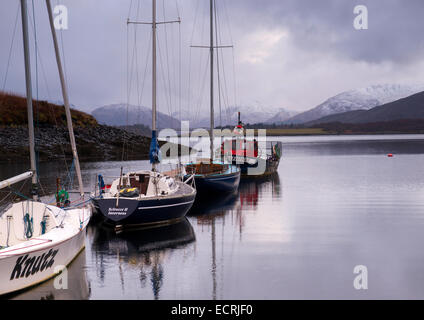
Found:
[209,0,214,162]
[127,0,179,172]
[20,0,38,200]
[45,0,84,198]
[152,0,157,172]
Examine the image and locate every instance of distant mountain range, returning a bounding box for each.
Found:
[91,104,180,129]
[278,84,424,125]
[307,90,424,125]
[172,105,297,127]
[90,84,424,130]
[265,108,299,124]
[93,104,297,129]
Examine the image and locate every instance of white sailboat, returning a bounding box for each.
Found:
[0,0,91,296]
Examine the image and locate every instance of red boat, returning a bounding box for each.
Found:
[217,113,282,177]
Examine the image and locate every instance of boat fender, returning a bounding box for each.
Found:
[57,189,70,207]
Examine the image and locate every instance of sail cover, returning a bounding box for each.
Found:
[149,130,162,164]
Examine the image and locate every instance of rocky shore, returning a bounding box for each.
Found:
[0,124,153,162]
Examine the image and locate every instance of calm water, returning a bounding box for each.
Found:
[4,134,424,299]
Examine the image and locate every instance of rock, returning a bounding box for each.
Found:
[0,124,153,162]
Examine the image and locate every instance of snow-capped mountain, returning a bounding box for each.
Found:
[266,109,299,124]
[91,104,180,129]
[279,84,424,124]
[173,105,295,128]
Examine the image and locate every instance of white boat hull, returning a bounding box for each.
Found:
[10,247,90,300]
[0,206,90,296]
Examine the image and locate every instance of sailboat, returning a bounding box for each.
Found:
[92,0,197,229]
[184,0,241,195]
[0,0,91,296]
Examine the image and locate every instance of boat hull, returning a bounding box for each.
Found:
[193,170,241,195]
[93,188,196,227]
[0,225,87,296]
[238,157,281,177]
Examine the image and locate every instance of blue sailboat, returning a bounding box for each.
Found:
[184,0,240,196]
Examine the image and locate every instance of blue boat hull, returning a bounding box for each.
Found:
[93,192,196,227]
[193,170,241,195]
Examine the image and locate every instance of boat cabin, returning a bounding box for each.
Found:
[220,139,259,158]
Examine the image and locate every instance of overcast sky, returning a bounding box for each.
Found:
[1,0,424,116]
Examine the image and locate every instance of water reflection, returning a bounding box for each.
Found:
[89,218,195,299]
[4,134,424,299]
[8,250,90,300]
[239,174,281,210]
[281,136,424,157]
[187,173,281,299]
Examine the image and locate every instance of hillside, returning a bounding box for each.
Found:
[308,90,424,125]
[0,91,97,127]
[0,92,156,162]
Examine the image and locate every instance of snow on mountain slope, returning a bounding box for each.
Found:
[173,105,295,127]
[266,109,299,124]
[280,84,424,124]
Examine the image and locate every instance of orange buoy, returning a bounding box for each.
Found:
[387,153,393,157]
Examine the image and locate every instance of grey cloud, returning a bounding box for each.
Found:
[1,0,424,113]
[227,0,424,64]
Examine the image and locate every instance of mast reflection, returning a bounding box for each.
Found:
[90,218,195,299]
[189,173,281,299]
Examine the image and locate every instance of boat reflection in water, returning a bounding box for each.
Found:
[8,250,90,300]
[238,173,281,210]
[188,173,281,299]
[89,218,195,299]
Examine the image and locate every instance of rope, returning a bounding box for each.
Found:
[177,0,182,126]
[6,216,11,248]
[137,30,152,131]
[31,0,42,198]
[2,4,19,92]
[214,0,222,128]
[186,0,200,125]
[215,3,231,121]
[123,2,141,161]
[40,206,47,235]
[23,201,34,239]
[57,0,70,91]
[220,0,237,119]
[157,32,172,127]
[24,213,33,239]
[162,0,175,128]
